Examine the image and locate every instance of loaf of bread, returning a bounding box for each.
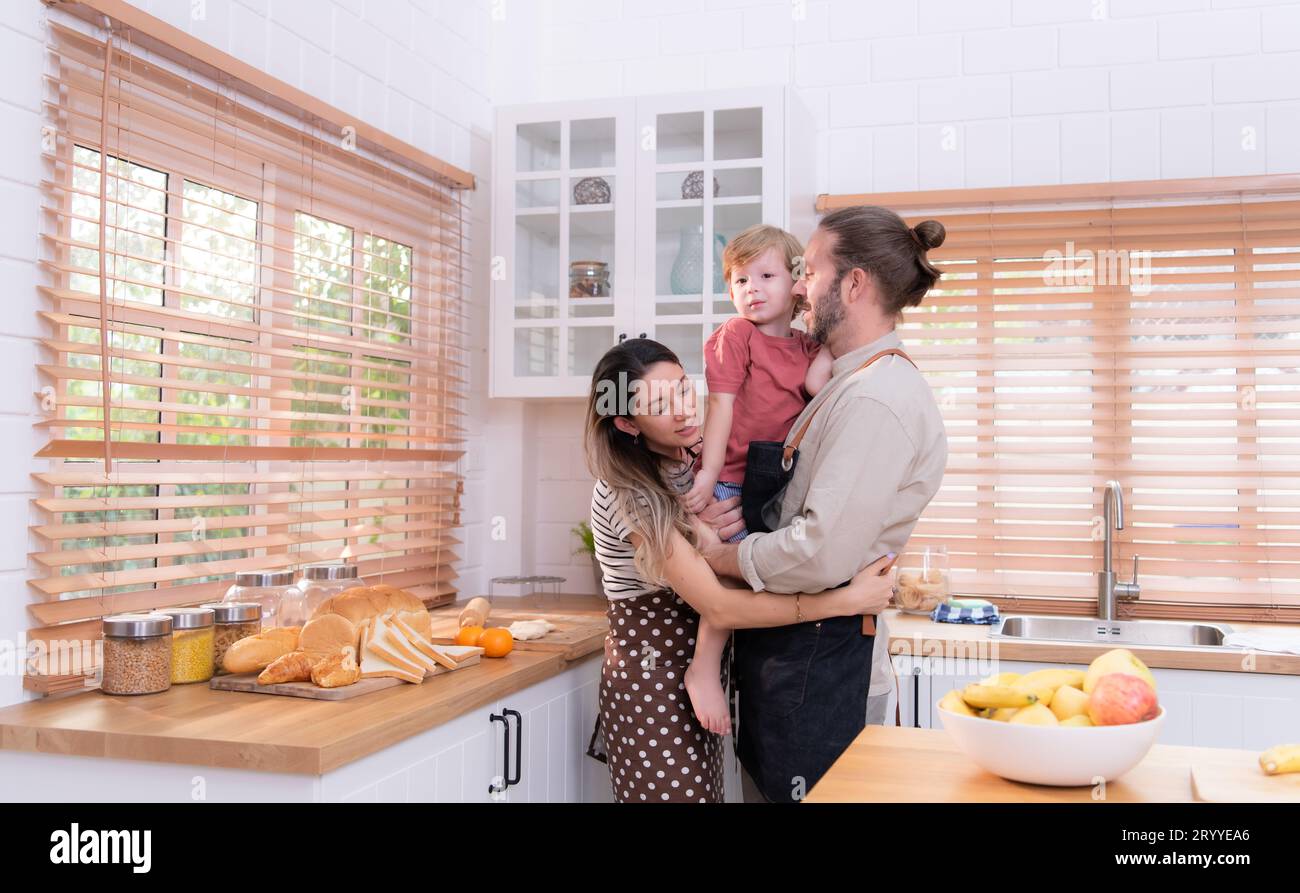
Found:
[257,650,317,685]
[222,626,301,674]
[310,646,361,688]
[300,613,359,660]
[310,585,426,627]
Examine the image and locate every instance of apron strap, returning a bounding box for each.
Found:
[782,348,915,466]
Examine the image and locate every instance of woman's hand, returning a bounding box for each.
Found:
[839,553,897,616]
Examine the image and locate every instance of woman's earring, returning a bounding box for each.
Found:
[633,432,642,446]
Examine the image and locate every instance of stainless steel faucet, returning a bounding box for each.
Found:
[1098,480,1140,620]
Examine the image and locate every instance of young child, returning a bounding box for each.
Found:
[680,224,834,735]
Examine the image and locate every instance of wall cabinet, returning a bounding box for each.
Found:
[890,655,1300,751]
[491,87,816,398]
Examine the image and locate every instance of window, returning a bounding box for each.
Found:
[863,187,1300,621]
[31,21,469,693]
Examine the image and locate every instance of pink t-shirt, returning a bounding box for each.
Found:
[703,316,822,484]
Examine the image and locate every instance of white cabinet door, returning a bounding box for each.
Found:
[492,100,636,398]
[631,87,786,383]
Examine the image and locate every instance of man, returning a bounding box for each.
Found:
[699,205,949,802]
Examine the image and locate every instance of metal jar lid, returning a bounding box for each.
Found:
[301,563,359,581]
[233,570,296,588]
[164,607,215,630]
[103,613,173,638]
[201,602,261,623]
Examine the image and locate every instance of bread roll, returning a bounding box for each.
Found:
[310,585,428,629]
[300,613,358,660]
[222,626,301,674]
[458,596,490,629]
[311,646,361,688]
[257,650,317,685]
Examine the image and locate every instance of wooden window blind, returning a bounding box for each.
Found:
[31,19,469,693]
[824,180,1300,623]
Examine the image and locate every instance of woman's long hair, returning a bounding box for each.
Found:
[584,339,697,586]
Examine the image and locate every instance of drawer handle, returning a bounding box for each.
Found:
[489,708,523,793]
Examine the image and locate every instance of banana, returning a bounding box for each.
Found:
[988,707,1020,722]
[1016,668,1086,691]
[961,683,1037,709]
[939,689,977,717]
[1011,680,1057,708]
[1259,743,1300,776]
[979,672,1022,687]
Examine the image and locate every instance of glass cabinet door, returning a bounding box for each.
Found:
[501,102,633,392]
[637,91,779,382]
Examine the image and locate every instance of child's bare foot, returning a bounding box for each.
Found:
[685,661,731,736]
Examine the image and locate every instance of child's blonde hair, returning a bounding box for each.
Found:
[722,224,805,320]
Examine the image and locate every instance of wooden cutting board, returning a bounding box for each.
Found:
[1190,759,1300,802]
[427,606,607,661]
[209,646,483,701]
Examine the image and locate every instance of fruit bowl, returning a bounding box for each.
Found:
[937,703,1165,786]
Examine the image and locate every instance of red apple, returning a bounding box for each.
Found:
[1087,673,1159,726]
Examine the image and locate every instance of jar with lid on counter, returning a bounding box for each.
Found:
[164,607,216,684]
[101,614,173,696]
[223,571,300,627]
[202,602,262,674]
[296,563,360,618]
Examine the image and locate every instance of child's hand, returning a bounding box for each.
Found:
[681,471,717,515]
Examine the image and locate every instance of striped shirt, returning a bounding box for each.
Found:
[590,460,694,600]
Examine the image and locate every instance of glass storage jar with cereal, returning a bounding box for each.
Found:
[100,614,173,695]
[164,607,216,684]
[203,601,262,675]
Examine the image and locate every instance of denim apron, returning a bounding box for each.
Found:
[732,604,875,803]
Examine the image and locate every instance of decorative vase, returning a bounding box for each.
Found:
[681,170,720,200]
[669,225,728,295]
[573,176,611,205]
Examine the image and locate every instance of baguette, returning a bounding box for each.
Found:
[222,626,301,674]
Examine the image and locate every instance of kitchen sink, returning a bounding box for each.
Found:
[990,615,1234,649]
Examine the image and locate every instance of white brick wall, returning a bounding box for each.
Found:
[487,0,1300,596]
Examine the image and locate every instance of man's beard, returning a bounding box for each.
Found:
[810,274,846,345]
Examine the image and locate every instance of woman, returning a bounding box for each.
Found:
[585,338,895,803]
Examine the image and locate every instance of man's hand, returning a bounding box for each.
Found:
[697,493,744,541]
[702,542,744,584]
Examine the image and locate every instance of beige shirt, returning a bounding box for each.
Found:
[738,330,948,594]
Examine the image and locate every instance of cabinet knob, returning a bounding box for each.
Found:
[617,333,627,343]
[638,332,647,339]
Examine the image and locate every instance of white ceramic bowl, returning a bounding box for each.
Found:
[936,704,1166,787]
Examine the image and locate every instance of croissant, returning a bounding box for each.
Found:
[257,650,318,685]
[311,646,361,689]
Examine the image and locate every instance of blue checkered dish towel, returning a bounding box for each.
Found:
[930,599,1000,625]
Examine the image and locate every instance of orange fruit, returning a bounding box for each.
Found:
[479,627,514,658]
[456,625,485,647]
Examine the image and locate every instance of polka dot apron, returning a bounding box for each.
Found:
[597,589,728,803]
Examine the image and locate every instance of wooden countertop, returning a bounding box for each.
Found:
[883,610,1300,676]
[805,726,1255,803]
[0,595,610,775]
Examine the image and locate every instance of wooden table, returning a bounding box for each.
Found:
[804,726,1258,803]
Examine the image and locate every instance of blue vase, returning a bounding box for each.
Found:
[670,225,728,296]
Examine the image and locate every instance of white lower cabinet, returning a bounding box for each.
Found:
[328,655,613,803]
[889,655,1300,751]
